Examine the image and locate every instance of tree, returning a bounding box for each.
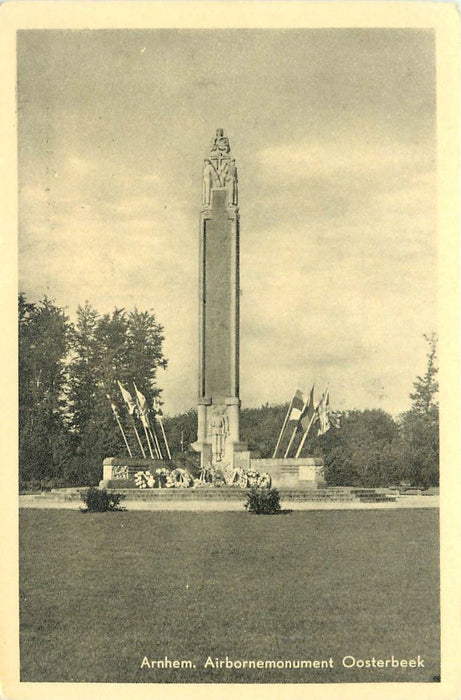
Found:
[163,408,198,456]
[399,333,439,486]
[399,410,439,487]
[67,304,168,484]
[240,403,290,458]
[409,332,438,415]
[18,294,72,483]
[313,409,404,487]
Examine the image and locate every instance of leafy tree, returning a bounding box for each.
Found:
[240,403,289,458]
[67,303,100,436]
[163,408,198,457]
[399,409,439,487]
[399,333,439,486]
[124,308,167,400]
[314,409,404,487]
[409,332,438,415]
[18,294,72,482]
[67,304,168,484]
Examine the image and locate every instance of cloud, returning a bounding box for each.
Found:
[17,29,437,417]
[257,137,434,180]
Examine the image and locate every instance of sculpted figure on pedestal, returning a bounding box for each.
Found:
[209,406,229,463]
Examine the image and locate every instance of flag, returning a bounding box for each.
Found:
[153,396,163,416]
[300,385,315,431]
[117,381,136,415]
[134,383,151,429]
[133,383,148,413]
[287,388,306,422]
[106,394,120,419]
[324,391,341,429]
[317,389,341,435]
[273,387,306,458]
[329,409,341,429]
[317,390,330,435]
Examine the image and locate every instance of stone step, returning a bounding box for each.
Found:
[42,485,396,504]
[44,486,376,503]
[358,495,397,503]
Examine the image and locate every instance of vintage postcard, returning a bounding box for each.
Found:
[1,2,460,699]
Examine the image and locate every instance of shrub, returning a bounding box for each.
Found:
[80,487,125,513]
[244,487,281,515]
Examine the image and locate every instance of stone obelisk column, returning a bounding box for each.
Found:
[192,129,248,478]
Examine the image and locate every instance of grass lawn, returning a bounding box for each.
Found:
[19,508,439,684]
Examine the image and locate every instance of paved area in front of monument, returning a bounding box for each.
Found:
[19,493,439,511]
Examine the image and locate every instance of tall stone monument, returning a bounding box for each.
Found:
[192,129,250,479]
[101,128,325,491]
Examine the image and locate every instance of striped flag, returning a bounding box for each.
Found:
[273,388,306,458]
[294,385,317,458]
[287,388,306,422]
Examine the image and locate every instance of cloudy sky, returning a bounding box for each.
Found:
[18,29,436,416]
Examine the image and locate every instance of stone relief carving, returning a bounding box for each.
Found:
[202,129,238,207]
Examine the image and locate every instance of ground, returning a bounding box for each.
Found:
[19,509,439,684]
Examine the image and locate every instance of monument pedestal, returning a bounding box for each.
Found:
[250,457,326,489]
[99,456,169,489]
[191,396,250,478]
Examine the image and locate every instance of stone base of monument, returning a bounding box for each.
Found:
[250,457,326,489]
[99,456,173,489]
[100,455,325,490]
[190,440,252,472]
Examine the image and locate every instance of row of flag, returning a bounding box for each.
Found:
[273,386,340,459]
[108,381,171,460]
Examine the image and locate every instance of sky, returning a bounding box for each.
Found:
[17,28,437,416]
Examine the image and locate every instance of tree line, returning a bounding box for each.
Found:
[19,293,439,489]
[19,294,167,486]
[165,333,439,488]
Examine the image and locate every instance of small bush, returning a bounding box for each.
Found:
[244,487,281,515]
[80,487,125,513]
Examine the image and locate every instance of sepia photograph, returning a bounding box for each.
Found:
[1,2,459,699]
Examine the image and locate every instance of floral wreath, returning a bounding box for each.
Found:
[134,470,155,489]
[166,467,194,488]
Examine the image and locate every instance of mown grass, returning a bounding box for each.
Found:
[19,509,439,683]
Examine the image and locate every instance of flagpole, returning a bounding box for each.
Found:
[149,424,163,459]
[157,415,172,460]
[284,392,310,459]
[142,421,155,459]
[108,398,133,457]
[130,414,147,458]
[133,390,155,459]
[272,390,297,458]
[117,381,146,458]
[295,412,316,458]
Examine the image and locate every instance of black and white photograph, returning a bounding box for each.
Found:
[1,2,459,698]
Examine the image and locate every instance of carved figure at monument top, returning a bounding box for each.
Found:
[210,128,231,155]
[202,128,238,207]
